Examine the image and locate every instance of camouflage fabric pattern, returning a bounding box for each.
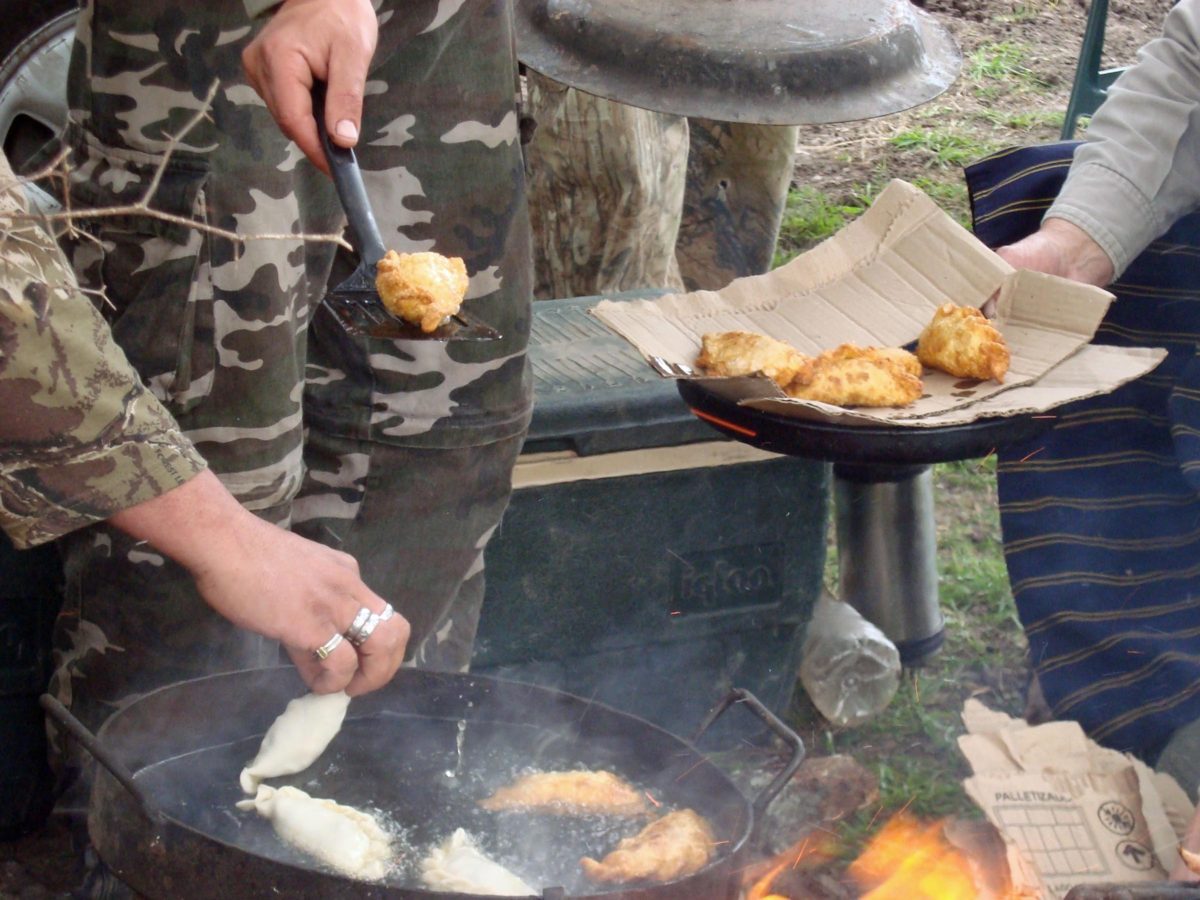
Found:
[523,73,797,297]
[524,71,687,299]
[46,0,532,782]
[0,154,205,550]
[676,119,799,291]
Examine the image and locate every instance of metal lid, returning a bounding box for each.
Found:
[516,0,961,124]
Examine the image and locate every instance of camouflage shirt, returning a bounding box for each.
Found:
[0,153,205,549]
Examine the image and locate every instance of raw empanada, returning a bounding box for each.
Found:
[237,784,391,881]
[420,828,535,896]
[240,691,351,793]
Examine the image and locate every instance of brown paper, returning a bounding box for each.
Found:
[958,699,1193,898]
[591,179,1166,427]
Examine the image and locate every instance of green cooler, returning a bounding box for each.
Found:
[472,296,829,741]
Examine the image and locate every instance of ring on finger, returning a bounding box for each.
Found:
[378,603,394,622]
[345,606,372,642]
[346,612,382,647]
[313,632,344,661]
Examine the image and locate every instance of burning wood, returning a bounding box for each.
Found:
[743,813,1017,900]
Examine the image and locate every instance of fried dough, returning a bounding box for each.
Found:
[916,302,1010,383]
[580,808,716,884]
[479,770,650,817]
[694,331,813,389]
[785,343,924,408]
[374,250,469,333]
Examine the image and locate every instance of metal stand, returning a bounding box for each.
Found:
[833,462,944,666]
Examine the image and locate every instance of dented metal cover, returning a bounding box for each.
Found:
[515,0,961,124]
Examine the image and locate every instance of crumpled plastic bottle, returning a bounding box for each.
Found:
[799,592,901,727]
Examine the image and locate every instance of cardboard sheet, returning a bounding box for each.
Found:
[958,699,1194,898]
[591,179,1167,427]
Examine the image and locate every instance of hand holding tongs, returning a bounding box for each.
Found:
[313,82,500,341]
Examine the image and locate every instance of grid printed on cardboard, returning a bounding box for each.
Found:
[992,805,1110,878]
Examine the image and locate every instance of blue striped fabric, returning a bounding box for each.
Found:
[966,142,1200,761]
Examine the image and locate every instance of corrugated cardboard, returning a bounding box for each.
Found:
[958,699,1194,898]
[591,179,1166,427]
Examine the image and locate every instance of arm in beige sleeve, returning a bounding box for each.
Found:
[1046,0,1200,278]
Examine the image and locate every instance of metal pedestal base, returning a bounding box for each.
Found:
[834,462,944,666]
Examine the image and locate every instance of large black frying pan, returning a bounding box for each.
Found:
[677,378,1054,469]
[44,667,803,899]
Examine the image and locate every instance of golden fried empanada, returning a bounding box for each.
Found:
[580,809,716,884]
[695,331,813,389]
[916,302,1010,383]
[785,343,923,408]
[375,250,469,333]
[479,770,650,817]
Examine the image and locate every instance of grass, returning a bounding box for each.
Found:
[966,41,1055,91]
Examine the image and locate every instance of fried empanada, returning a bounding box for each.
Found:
[375,250,469,333]
[695,331,813,389]
[916,302,1010,383]
[479,770,650,817]
[580,808,716,884]
[785,343,923,408]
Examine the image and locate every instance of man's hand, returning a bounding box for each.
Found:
[242,0,379,173]
[109,470,409,696]
[995,217,1116,287]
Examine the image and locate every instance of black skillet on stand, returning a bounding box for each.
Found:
[677,378,1053,665]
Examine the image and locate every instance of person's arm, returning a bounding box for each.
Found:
[241,0,379,173]
[0,156,407,695]
[108,470,409,695]
[1026,0,1200,280]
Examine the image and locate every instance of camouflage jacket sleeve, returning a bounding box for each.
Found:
[0,156,207,549]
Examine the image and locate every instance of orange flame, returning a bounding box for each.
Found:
[747,813,1006,899]
[745,833,837,900]
[848,814,980,900]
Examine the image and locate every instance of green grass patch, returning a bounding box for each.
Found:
[966,41,1055,93]
[772,184,879,266]
[887,128,996,168]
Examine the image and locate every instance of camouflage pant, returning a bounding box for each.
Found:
[47,0,532,793]
[524,71,799,296]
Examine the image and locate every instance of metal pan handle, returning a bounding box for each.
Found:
[39,694,163,826]
[692,689,806,837]
[312,81,387,268]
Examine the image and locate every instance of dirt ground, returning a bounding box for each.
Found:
[0,0,1178,897]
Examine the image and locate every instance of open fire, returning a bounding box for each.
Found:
[746,813,1013,900]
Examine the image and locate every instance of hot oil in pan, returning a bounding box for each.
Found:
[133,712,695,894]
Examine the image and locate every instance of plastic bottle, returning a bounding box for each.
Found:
[799,592,901,727]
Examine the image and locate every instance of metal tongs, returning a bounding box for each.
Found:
[313,83,501,341]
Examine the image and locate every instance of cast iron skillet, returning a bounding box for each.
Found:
[677,377,1055,467]
[45,667,803,899]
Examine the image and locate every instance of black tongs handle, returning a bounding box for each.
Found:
[313,81,387,268]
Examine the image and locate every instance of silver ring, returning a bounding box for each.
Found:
[378,603,394,622]
[345,606,372,641]
[313,632,343,661]
[346,612,381,647]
